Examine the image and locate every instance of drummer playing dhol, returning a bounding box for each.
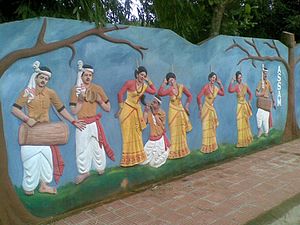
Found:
[12,61,85,195]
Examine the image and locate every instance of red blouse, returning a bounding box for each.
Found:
[197,83,224,106]
[158,84,192,103]
[118,80,156,103]
[228,83,252,101]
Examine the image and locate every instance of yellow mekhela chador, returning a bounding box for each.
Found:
[197,83,224,153]
[228,83,253,147]
[118,80,156,166]
[158,84,192,159]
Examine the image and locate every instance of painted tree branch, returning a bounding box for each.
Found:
[67,44,76,64]
[36,18,47,46]
[244,39,261,57]
[264,40,281,58]
[226,38,289,70]
[0,18,147,77]
[238,55,290,73]
[225,39,256,67]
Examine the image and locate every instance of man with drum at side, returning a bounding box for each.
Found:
[255,67,276,137]
[70,61,114,185]
[12,61,85,195]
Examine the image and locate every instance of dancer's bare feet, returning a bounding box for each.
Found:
[97,169,105,175]
[39,182,57,195]
[24,190,34,196]
[257,128,263,138]
[75,172,90,184]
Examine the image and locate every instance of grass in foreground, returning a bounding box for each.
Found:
[16,129,283,218]
[245,191,300,225]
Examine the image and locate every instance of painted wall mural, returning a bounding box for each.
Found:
[0,17,299,224]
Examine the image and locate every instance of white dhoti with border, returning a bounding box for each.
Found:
[141,136,169,168]
[76,121,106,174]
[21,145,53,192]
[256,108,270,133]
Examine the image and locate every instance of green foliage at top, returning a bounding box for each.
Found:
[5,0,106,27]
[243,0,300,40]
[154,0,211,43]
[153,0,299,42]
[0,0,299,43]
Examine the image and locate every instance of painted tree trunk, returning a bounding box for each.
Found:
[0,105,40,225]
[281,32,300,141]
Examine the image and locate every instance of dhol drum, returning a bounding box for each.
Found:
[18,122,69,145]
[256,97,272,112]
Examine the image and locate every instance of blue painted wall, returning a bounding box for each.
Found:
[0,17,298,188]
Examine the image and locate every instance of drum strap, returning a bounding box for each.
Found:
[51,145,64,183]
[50,106,66,184]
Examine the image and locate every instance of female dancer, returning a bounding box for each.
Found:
[158,72,192,159]
[117,66,156,167]
[197,72,224,153]
[228,71,253,147]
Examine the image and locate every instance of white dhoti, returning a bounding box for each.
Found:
[141,136,169,168]
[21,145,53,192]
[76,121,106,174]
[256,108,270,133]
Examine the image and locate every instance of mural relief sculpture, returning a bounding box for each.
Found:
[225,34,300,141]
[70,61,115,184]
[197,72,224,153]
[117,66,156,167]
[0,18,151,224]
[11,61,85,195]
[255,67,276,137]
[140,95,170,168]
[158,72,192,159]
[228,71,253,147]
[2,17,298,223]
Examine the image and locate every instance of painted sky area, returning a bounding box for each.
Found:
[0,17,299,187]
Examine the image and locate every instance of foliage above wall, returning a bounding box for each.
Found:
[1,0,299,43]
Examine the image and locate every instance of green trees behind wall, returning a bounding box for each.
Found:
[0,0,299,43]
